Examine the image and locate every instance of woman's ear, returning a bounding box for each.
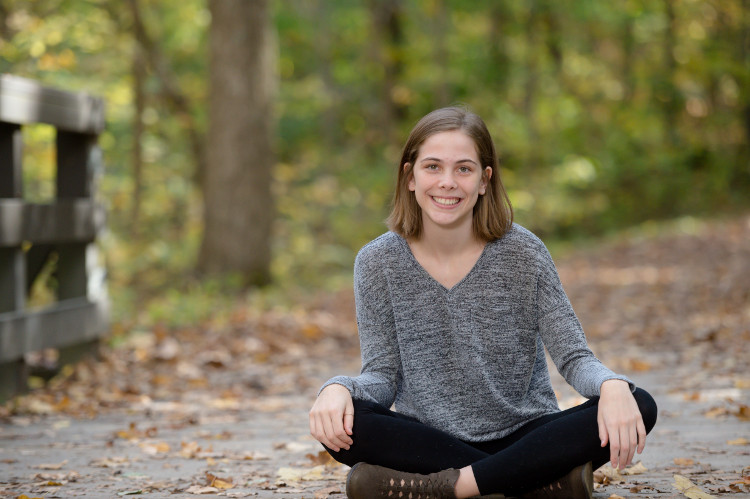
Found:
[480,166,492,195]
[405,163,416,191]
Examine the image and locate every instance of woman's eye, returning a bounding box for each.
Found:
[426,164,439,170]
[458,166,470,173]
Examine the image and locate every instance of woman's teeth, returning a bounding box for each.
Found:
[433,197,460,206]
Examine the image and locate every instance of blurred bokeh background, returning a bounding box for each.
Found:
[1,0,748,332]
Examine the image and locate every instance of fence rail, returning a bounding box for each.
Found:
[0,74,108,400]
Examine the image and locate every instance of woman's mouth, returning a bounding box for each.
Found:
[432,196,461,206]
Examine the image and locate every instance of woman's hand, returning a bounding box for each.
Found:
[597,379,647,470]
[309,383,355,452]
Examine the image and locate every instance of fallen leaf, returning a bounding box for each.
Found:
[703,407,728,418]
[622,461,648,475]
[597,465,624,483]
[629,484,654,493]
[116,422,157,440]
[90,456,131,468]
[34,459,68,470]
[674,457,696,466]
[179,441,202,458]
[206,472,234,490]
[139,441,170,455]
[608,495,625,499]
[117,490,144,496]
[185,485,220,494]
[306,450,338,466]
[674,474,716,499]
[275,441,312,452]
[33,471,81,482]
[727,438,749,445]
[277,465,325,482]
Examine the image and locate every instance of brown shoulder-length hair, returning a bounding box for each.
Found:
[387,106,514,242]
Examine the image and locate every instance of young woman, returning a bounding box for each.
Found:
[309,107,657,499]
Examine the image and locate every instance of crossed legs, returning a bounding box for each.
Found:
[325,388,657,496]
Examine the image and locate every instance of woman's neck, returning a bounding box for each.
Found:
[413,221,481,259]
[408,222,486,289]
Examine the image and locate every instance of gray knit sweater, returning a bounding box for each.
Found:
[322,224,632,442]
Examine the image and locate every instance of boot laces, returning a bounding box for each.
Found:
[385,474,450,498]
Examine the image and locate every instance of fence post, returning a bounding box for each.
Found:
[0,75,108,401]
[0,122,28,396]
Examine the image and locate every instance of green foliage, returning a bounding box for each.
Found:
[1,0,748,327]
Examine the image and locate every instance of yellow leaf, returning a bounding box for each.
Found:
[622,461,648,475]
[673,474,716,499]
[206,472,233,489]
[727,437,749,445]
[140,441,170,455]
[277,465,325,482]
[34,460,67,470]
[212,478,233,490]
[608,495,625,499]
[185,485,219,494]
[597,465,624,482]
[674,457,695,466]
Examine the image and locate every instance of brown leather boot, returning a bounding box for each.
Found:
[346,462,460,499]
[519,461,593,499]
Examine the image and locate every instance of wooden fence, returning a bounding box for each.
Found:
[0,74,108,401]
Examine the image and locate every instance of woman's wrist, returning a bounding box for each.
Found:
[600,378,629,394]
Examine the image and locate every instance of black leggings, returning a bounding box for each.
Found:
[325,388,657,496]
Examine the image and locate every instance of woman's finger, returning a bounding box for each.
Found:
[597,411,608,447]
[344,398,355,436]
[609,424,620,468]
[626,422,637,467]
[323,412,351,452]
[637,417,647,454]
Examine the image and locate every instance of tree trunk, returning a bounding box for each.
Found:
[130,33,145,233]
[661,0,680,147]
[198,0,276,286]
[369,0,405,139]
[522,1,541,172]
[488,2,511,96]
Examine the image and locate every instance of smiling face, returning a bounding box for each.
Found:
[407,130,491,235]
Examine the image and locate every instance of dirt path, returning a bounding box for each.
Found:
[1,215,748,498]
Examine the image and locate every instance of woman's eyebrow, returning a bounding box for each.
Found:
[419,156,478,165]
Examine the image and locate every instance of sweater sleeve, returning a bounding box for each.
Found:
[534,242,634,398]
[319,243,400,407]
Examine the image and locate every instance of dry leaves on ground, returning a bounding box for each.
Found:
[674,474,716,499]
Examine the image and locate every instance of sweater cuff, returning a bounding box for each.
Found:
[318,376,355,397]
[600,375,636,394]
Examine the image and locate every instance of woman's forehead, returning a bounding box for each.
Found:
[416,130,480,160]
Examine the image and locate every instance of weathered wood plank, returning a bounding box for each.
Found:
[0,122,22,198]
[0,298,107,363]
[57,131,99,198]
[0,199,105,246]
[0,75,105,133]
[0,247,25,314]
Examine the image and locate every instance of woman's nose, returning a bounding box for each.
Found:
[438,172,457,189]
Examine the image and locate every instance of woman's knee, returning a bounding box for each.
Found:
[352,398,386,416]
[322,400,390,467]
[633,387,658,432]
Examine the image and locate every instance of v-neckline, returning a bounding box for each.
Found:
[398,235,490,292]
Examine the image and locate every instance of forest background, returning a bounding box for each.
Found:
[0,0,748,333]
